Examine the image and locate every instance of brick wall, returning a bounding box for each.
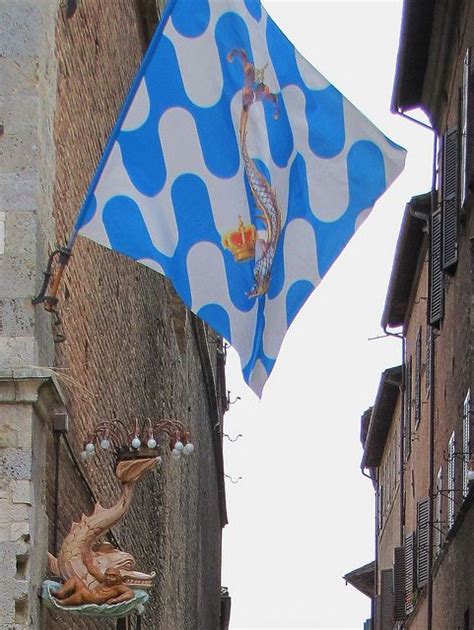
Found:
[377,396,402,574]
[47,2,224,629]
[403,260,431,536]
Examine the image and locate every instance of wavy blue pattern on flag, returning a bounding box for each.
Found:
[74,0,406,396]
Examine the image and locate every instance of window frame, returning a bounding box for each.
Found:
[447,431,456,529]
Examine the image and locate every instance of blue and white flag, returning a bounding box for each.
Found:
[74,0,406,397]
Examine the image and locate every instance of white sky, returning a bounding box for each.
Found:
[222,1,432,628]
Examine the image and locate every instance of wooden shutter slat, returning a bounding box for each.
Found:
[380,569,394,628]
[405,532,416,615]
[393,546,406,621]
[434,466,443,555]
[443,197,458,268]
[415,328,422,426]
[404,358,412,459]
[463,390,471,498]
[448,432,456,529]
[416,498,430,587]
[429,208,444,324]
[442,128,459,271]
[425,327,432,397]
[374,595,382,630]
[461,48,473,209]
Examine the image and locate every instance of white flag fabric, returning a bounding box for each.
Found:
[74,0,406,396]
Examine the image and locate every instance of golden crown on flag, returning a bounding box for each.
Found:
[221,217,257,262]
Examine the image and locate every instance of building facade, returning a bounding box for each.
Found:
[1,2,228,628]
[347,0,474,627]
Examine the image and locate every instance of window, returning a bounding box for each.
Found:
[414,328,422,427]
[463,390,471,499]
[425,327,432,398]
[404,532,416,615]
[378,485,384,533]
[461,48,473,210]
[441,127,459,272]
[393,546,406,622]
[434,466,443,555]
[429,205,444,324]
[416,498,429,587]
[379,569,394,628]
[447,431,456,529]
[404,357,412,460]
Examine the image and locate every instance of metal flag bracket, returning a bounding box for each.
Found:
[32,245,72,343]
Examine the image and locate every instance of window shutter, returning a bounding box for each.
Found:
[429,208,444,324]
[380,569,394,628]
[374,595,382,630]
[425,327,432,398]
[404,358,412,460]
[447,431,456,529]
[416,498,430,587]
[434,466,443,555]
[404,532,416,615]
[461,48,473,210]
[393,546,406,621]
[415,328,422,427]
[378,485,384,532]
[463,390,471,498]
[442,128,459,271]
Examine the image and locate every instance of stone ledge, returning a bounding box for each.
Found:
[0,370,65,414]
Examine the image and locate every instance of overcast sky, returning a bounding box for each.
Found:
[222,1,432,628]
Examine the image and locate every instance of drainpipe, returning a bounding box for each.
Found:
[427,326,436,630]
[400,334,406,548]
[427,133,439,630]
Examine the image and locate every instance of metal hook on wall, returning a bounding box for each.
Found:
[227,390,241,406]
[223,433,243,443]
[224,474,242,484]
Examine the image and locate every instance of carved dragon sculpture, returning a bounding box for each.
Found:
[47,457,157,608]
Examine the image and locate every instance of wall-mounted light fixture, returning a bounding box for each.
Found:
[80,417,194,464]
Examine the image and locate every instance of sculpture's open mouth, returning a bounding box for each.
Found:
[120,570,156,589]
[116,457,159,484]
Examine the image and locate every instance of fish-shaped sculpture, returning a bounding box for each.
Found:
[48,457,157,601]
[227,49,282,298]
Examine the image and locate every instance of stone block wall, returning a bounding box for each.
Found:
[0,0,59,626]
[0,0,58,370]
[0,372,65,629]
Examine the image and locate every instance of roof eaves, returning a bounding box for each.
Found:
[381,193,430,331]
[361,365,402,470]
[391,0,435,113]
[343,561,375,599]
[360,407,373,448]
